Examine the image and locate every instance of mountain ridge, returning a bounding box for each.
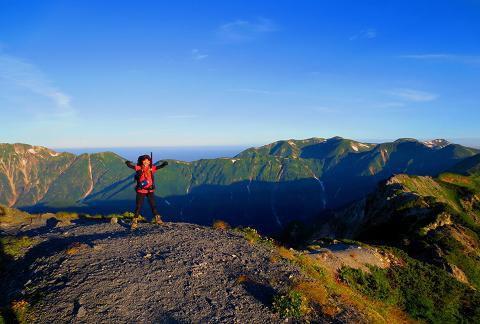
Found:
[1,137,479,233]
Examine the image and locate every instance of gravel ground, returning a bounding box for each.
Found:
[1,220,367,323]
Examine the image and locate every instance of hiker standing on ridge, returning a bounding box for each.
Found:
[125,154,168,230]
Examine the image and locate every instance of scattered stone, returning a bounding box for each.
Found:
[56,220,72,227]
[76,306,86,318]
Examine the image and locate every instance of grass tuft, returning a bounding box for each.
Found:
[235,274,249,285]
[66,242,90,255]
[212,220,230,230]
[10,300,31,323]
[235,226,276,247]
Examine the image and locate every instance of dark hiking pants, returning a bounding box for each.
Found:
[134,192,159,220]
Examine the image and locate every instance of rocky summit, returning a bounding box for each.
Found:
[1,219,368,323]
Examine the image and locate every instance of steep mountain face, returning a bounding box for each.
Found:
[1,138,478,234]
[314,170,480,289]
[0,143,131,208]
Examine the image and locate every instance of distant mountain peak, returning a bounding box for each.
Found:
[394,138,419,143]
[329,136,345,141]
[1,142,63,158]
[423,139,450,149]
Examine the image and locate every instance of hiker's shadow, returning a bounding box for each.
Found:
[20,217,132,237]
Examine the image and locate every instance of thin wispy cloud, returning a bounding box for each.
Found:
[387,88,438,102]
[399,53,480,66]
[191,49,208,61]
[0,52,73,112]
[400,54,453,60]
[218,17,278,42]
[0,54,71,109]
[349,28,377,41]
[166,114,198,119]
[227,88,294,96]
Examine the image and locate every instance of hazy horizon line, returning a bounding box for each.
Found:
[49,137,480,150]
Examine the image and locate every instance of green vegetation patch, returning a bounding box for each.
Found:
[0,300,32,324]
[338,247,480,323]
[1,236,35,259]
[235,226,276,247]
[272,290,310,319]
[81,211,146,222]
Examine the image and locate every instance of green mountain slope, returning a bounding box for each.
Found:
[314,169,480,289]
[1,138,479,233]
[0,143,131,208]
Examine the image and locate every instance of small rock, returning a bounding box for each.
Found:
[110,217,118,224]
[144,253,152,259]
[77,306,86,318]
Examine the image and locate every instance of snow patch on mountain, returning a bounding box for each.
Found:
[358,143,373,148]
[423,139,450,149]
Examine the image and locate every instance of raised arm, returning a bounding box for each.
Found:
[125,160,136,169]
[155,161,168,169]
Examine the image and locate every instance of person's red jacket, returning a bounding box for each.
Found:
[125,161,168,193]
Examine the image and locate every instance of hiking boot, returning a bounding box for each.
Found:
[130,217,138,230]
[154,215,164,225]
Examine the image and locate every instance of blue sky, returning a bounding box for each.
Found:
[0,0,479,148]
